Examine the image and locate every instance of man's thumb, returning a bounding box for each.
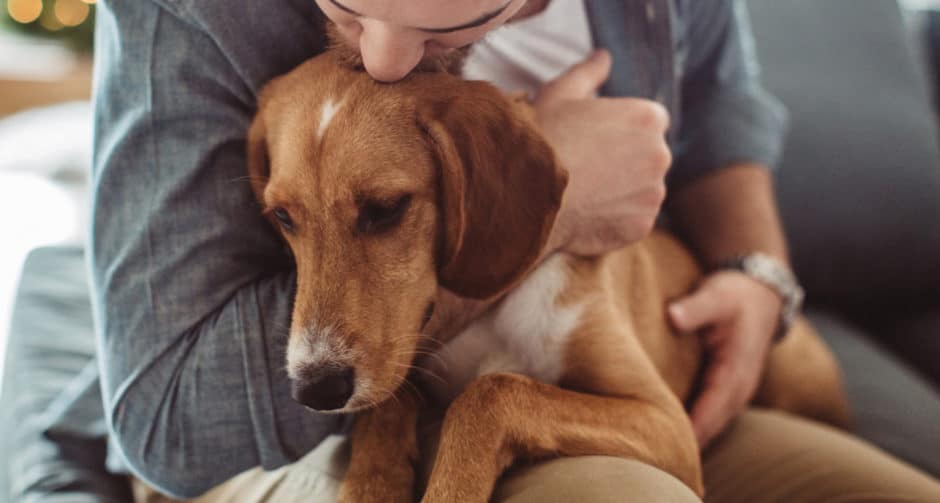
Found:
[669,289,723,333]
[536,49,612,105]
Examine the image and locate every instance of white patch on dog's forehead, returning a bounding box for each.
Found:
[287,324,356,379]
[316,97,344,142]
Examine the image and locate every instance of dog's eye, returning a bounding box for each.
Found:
[357,194,412,234]
[272,207,295,232]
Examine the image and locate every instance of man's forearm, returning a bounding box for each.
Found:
[666,163,789,266]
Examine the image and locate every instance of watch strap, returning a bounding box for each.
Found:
[715,253,805,342]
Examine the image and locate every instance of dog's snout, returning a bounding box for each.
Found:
[291,367,355,411]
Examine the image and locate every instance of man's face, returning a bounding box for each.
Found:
[315,0,529,82]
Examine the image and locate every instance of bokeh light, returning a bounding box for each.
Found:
[38,6,63,31]
[7,0,43,24]
[54,0,89,27]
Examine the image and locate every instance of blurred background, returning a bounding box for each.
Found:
[0,0,93,383]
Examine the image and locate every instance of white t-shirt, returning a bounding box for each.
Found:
[462,0,594,95]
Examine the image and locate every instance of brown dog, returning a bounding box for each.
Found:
[247,50,851,502]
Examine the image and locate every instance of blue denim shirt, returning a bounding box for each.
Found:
[90,0,786,497]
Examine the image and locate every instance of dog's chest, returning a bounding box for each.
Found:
[423,255,585,403]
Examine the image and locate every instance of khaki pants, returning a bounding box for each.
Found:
[133,410,940,502]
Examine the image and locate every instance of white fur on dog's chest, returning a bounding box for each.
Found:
[424,255,584,403]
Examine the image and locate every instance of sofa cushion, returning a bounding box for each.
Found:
[0,246,131,501]
[747,0,940,305]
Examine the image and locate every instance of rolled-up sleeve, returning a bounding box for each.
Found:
[90,0,340,498]
[669,0,788,187]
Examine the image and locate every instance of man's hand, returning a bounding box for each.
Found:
[668,270,783,447]
[535,50,672,257]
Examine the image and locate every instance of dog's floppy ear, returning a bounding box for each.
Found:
[418,81,568,299]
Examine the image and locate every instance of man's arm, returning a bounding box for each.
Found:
[666,0,790,317]
[668,163,788,265]
[90,1,337,497]
[664,0,791,446]
[667,0,788,191]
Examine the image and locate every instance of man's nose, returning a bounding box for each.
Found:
[358,20,425,82]
[291,366,355,411]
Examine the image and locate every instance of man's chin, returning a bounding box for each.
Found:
[325,21,470,77]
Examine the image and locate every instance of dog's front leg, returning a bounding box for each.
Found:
[338,388,421,503]
[421,372,703,503]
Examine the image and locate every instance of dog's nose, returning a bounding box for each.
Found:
[291,367,355,411]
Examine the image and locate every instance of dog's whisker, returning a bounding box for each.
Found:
[385,333,447,356]
[418,332,444,346]
[360,393,380,411]
[412,367,447,386]
[409,348,445,358]
[391,348,448,369]
[393,347,440,356]
[415,333,445,347]
[388,331,445,349]
[390,354,450,372]
[386,389,403,408]
[395,378,423,403]
[401,377,420,394]
[406,349,450,371]
[228,175,271,184]
[391,361,447,386]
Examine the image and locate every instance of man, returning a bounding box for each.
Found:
[318,0,788,450]
[90,0,940,500]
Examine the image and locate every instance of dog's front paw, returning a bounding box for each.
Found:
[340,387,422,502]
[338,464,415,503]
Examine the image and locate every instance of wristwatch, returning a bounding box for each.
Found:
[716,253,805,342]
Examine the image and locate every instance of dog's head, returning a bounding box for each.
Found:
[248,52,567,412]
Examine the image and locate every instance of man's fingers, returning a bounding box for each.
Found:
[668,283,734,333]
[690,395,725,447]
[536,49,612,105]
[689,362,737,447]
